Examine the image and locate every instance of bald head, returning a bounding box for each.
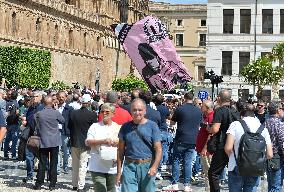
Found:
[218,89,231,103]
[131,98,146,110]
[44,95,53,107]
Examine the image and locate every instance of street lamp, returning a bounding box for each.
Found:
[204,69,224,99]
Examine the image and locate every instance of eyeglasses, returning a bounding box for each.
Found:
[100,110,111,114]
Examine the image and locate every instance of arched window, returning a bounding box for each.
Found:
[69,29,74,49]
[11,12,17,36]
[97,36,101,54]
[83,32,87,52]
[54,24,59,46]
[35,18,41,32]
[35,18,41,42]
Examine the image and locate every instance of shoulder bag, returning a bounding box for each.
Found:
[266,123,281,171]
[27,113,40,157]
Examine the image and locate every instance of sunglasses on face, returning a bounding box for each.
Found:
[100,110,111,114]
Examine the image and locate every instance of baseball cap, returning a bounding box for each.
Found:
[81,94,92,103]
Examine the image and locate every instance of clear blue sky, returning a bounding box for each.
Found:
[153,0,207,4]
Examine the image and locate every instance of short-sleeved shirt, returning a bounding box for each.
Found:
[255,112,267,124]
[171,103,202,145]
[6,100,19,111]
[118,120,161,160]
[226,117,271,171]
[212,105,240,147]
[0,110,6,127]
[145,105,161,128]
[86,121,121,174]
[156,104,170,131]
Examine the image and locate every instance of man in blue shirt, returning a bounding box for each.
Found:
[154,94,171,179]
[164,92,202,192]
[0,109,6,142]
[0,109,7,172]
[117,98,162,192]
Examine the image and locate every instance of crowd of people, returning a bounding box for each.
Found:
[0,87,283,192]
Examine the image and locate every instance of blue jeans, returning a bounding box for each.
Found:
[220,167,227,181]
[57,134,70,172]
[171,143,196,185]
[192,154,202,176]
[281,165,284,186]
[25,146,35,178]
[121,161,155,192]
[4,125,19,157]
[267,168,282,192]
[228,167,259,192]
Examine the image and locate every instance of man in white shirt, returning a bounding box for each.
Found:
[225,103,273,192]
[85,103,121,192]
[68,93,81,110]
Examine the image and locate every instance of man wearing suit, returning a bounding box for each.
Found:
[56,91,73,174]
[69,94,97,191]
[23,91,44,183]
[33,95,65,190]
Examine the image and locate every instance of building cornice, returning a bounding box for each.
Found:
[0,37,103,60]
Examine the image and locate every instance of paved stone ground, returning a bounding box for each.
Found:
[0,155,271,192]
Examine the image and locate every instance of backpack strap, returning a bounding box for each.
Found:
[233,120,248,166]
[239,119,250,133]
[256,124,265,134]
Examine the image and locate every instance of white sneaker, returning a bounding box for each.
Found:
[184,185,193,192]
[156,172,163,180]
[163,184,179,190]
[161,165,167,171]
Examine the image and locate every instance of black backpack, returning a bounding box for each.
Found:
[207,106,240,154]
[6,104,19,126]
[234,119,267,176]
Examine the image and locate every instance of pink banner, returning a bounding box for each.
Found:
[112,16,191,92]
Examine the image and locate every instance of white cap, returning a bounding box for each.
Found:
[81,94,92,103]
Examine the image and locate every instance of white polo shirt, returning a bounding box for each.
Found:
[226,117,271,172]
[86,121,121,174]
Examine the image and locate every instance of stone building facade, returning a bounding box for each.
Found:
[0,0,148,91]
[149,2,207,84]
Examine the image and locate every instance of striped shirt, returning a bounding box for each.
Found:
[266,115,284,155]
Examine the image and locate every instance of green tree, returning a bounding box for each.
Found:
[51,81,70,90]
[0,46,51,88]
[241,57,284,99]
[111,75,148,92]
[270,43,284,66]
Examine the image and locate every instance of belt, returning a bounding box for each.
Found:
[125,157,152,164]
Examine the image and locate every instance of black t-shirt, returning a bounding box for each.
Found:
[172,103,202,145]
[255,112,266,124]
[212,105,240,147]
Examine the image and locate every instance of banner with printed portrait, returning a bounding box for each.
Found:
[112,16,192,92]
